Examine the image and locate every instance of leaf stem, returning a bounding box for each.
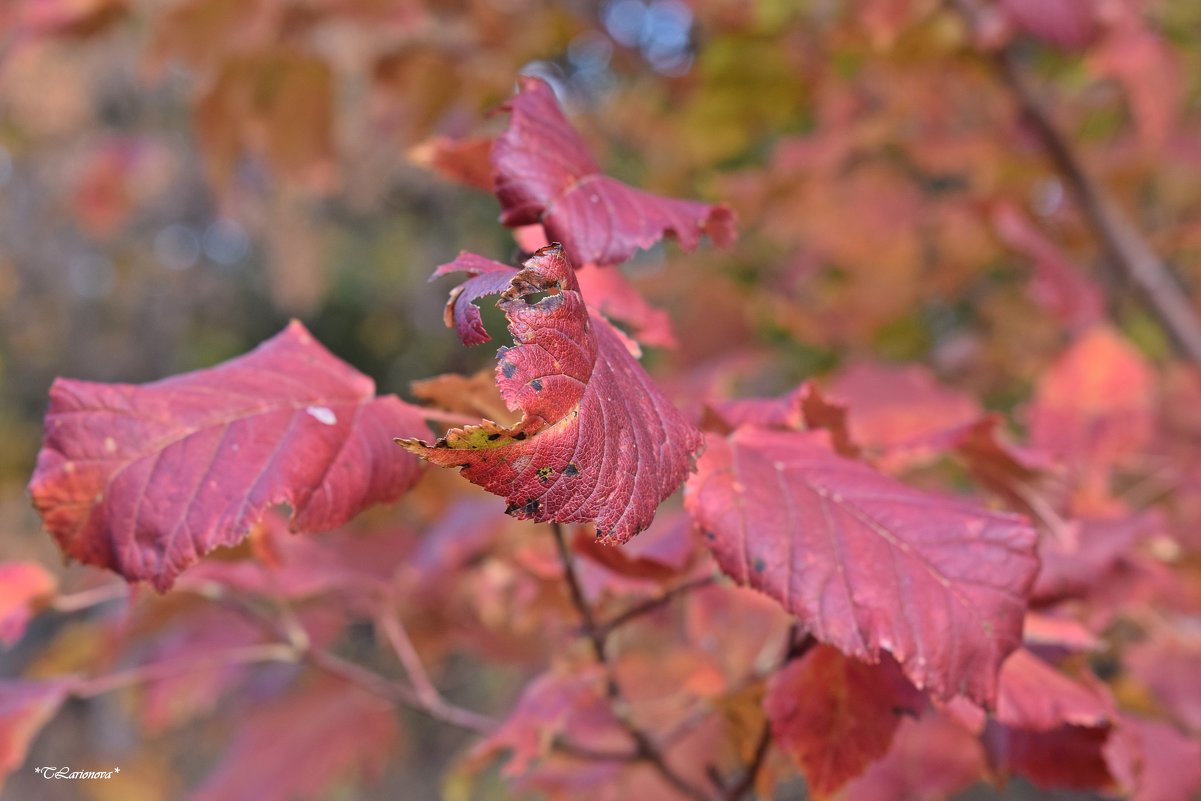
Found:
[594,574,718,640]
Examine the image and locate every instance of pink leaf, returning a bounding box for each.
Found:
[1000,0,1100,48]
[400,245,704,543]
[684,428,1038,704]
[29,321,427,591]
[0,562,56,647]
[492,76,736,266]
[993,648,1112,731]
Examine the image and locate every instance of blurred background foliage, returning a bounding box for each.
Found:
[2,0,1201,797]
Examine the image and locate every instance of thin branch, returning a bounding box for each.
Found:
[550,523,717,801]
[51,582,130,613]
[956,0,1201,366]
[595,574,718,640]
[72,643,297,699]
[376,607,497,733]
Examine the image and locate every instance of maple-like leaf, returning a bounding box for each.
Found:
[685,428,1038,704]
[400,245,704,543]
[0,679,73,790]
[0,562,56,647]
[492,76,736,266]
[188,677,399,801]
[765,645,925,797]
[29,321,427,591]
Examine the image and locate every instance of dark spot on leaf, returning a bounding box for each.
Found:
[504,503,519,515]
[487,433,501,441]
[563,463,579,477]
[536,466,554,482]
[500,361,516,379]
[703,529,716,542]
[530,378,543,391]
[752,557,766,573]
[523,498,540,515]
[514,432,527,441]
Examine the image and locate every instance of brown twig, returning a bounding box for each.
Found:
[955,0,1201,366]
[51,582,130,613]
[550,523,717,801]
[376,606,497,733]
[595,574,718,640]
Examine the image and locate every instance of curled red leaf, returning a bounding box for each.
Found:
[492,76,736,266]
[400,245,703,543]
[28,322,427,591]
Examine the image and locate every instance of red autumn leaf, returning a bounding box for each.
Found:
[408,134,494,191]
[1000,0,1099,48]
[575,263,677,349]
[1104,714,1201,801]
[434,252,521,346]
[764,645,925,797]
[704,382,857,456]
[1032,513,1159,604]
[839,712,986,801]
[0,679,73,789]
[188,677,399,801]
[981,722,1113,790]
[992,648,1112,731]
[400,245,704,543]
[28,321,427,591]
[492,76,736,266]
[685,428,1038,704]
[992,200,1104,330]
[469,665,624,776]
[571,513,696,585]
[1028,326,1155,480]
[0,562,56,647]
[826,362,983,453]
[1125,630,1201,733]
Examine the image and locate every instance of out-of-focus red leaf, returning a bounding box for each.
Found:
[469,666,624,776]
[1033,513,1159,603]
[182,513,414,602]
[492,76,736,266]
[408,135,494,191]
[0,562,56,647]
[29,321,427,591]
[0,679,73,789]
[1104,714,1201,801]
[765,645,924,797]
[188,677,399,801]
[703,382,857,456]
[1027,326,1155,481]
[992,201,1104,330]
[1022,612,1100,652]
[575,263,677,349]
[839,712,986,801]
[993,648,1112,731]
[981,722,1112,790]
[571,513,695,584]
[1125,631,1201,733]
[12,0,126,37]
[1000,0,1099,48]
[685,428,1038,704]
[401,245,704,543]
[686,582,792,687]
[1089,6,1181,149]
[826,362,982,453]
